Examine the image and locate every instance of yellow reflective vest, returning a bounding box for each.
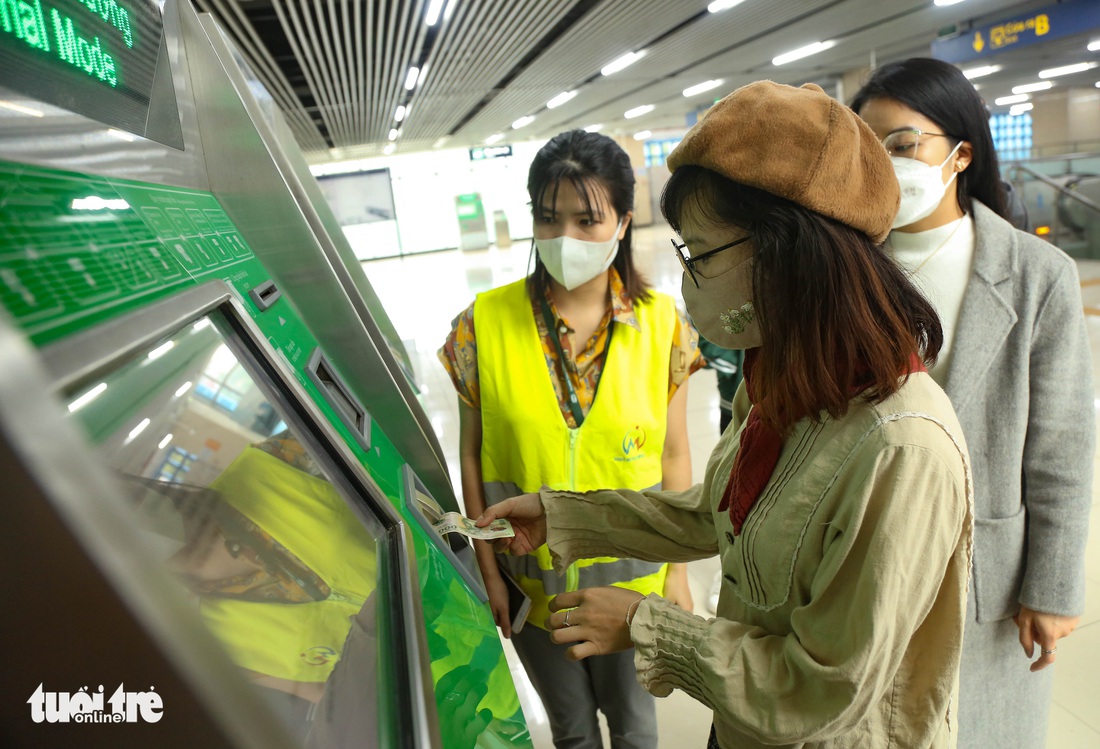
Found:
[475,278,675,628]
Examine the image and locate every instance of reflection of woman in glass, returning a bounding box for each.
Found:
[440,129,702,749]
[154,431,377,719]
[479,82,973,749]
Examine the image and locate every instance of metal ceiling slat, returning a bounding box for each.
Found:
[312,0,353,145]
[295,1,351,145]
[335,0,359,143]
[388,0,430,147]
[270,0,342,147]
[356,0,370,144]
[200,0,327,152]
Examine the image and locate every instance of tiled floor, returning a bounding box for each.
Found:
[364,227,1100,748]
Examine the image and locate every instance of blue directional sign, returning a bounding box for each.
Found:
[931,0,1100,65]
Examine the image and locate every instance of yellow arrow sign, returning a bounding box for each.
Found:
[973,31,985,52]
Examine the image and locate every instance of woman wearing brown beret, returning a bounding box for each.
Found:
[477,80,973,748]
[852,58,1093,749]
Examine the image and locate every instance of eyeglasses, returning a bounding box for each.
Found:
[671,235,751,288]
[882,129,955,160]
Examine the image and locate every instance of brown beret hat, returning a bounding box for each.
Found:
[667,81,899,243]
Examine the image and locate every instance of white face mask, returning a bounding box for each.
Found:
[535,220,622,290]
[890,141,962,229]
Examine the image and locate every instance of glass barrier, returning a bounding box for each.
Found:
[64,313,386,747]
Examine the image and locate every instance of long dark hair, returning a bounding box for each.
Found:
[850,57,1007,219]
[662,166,943,433]
[527,129,650,302]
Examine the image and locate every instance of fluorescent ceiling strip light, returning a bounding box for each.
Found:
[0,100,43,117]
[602,51,644,77]
[68,383,107,412]
[683,79,723,97]
[108,128,135,141]
[383,143,396,155]
[1039,62,1097,79]
[485,133,504,144]
[147,341,175,361]
[962,65,1000,79]
[994,94,1030,106]
[1012,81,1053,94]
[158,433,173,450]
[934,0,965,6]
[633,130,652,141]
[395,105,407,122]
[547,90,577,109]
[772,40,835,66]
[1009,102,1034,115]
[175,381,192,397]
[583,124,603,133]
[433,136,450,148]
[425,0,445,25]
[708,0,746,12]
[388,128,400,141]
[1089,40,1100,52]
[404,66,421,90]
[512,115,536,129]
[444,0,457,21]
[124,418,151,445]
[624,104,655,119]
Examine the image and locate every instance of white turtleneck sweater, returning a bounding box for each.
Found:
[886,214,976,386]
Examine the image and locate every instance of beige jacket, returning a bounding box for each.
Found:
[542,372,973,748]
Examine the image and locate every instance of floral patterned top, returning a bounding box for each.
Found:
[438,269,704,428]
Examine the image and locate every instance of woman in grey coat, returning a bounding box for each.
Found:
[852,58,1094,747]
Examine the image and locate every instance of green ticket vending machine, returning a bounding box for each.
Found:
[455,193,489,251]
[0,1,531,748]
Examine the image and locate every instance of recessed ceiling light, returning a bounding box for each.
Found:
[512,115,536,129]
[624,104,655,119]
[772,41,835,66]
[1012,81,1054,94]
[425,0,446,25]
[388,128,399,141]
[962,65,1001,79]
[547,91,578,109]
[683,80,723,97]
[1039,62,1098,79]
[602,51,644,77]
[994,94,1030,106]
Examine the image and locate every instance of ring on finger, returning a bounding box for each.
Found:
[564,609,573,627]
[1041,646,1057,655]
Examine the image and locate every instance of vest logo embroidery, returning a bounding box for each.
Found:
[300,646,337,666]
[617,426,647,463]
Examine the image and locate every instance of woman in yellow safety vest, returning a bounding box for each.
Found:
[439,128,703,749]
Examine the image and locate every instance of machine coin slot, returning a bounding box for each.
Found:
[248,280,282,311]
[400,464,488,603]
[307,348,372,452]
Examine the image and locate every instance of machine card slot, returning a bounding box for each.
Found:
[247,280,283,311]
[306,348,372,452]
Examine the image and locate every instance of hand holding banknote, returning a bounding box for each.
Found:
[433,512,514,540]
[475,492,546,555]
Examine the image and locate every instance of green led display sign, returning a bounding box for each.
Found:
[0,0,182,148]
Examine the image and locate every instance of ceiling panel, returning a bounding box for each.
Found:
[190,0,1098,161]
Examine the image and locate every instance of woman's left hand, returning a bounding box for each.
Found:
[546,587,644,661]
[1013,606,1081,672]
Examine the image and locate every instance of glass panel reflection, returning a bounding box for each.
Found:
[66,315,383,746]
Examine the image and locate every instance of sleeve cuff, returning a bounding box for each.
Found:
[630,594,712,698]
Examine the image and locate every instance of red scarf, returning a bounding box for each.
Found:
[718,350,927,535]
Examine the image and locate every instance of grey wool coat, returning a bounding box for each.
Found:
[944,202,1094,747]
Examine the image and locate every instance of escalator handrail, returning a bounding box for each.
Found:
[1006,164,1100,214]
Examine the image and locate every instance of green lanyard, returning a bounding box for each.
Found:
[539,295,613,428]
